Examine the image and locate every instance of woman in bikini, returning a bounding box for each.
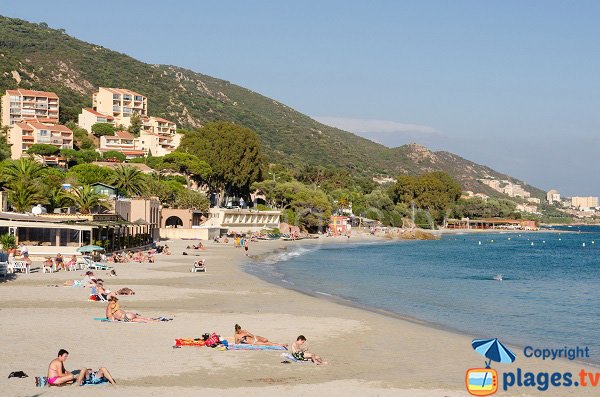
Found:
[105,296,156,323]
[234,324,287,347]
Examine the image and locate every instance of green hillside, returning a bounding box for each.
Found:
[0,15,544,198]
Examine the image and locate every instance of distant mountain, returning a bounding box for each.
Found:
[0,15,545,198]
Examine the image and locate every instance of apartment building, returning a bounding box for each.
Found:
[141,116,177,135]
[77,107,115,132]
[546,189,561,204]
[98,130,145,159]
[138,129,182,157]
[1,89,59,127]
[9,121,73,160]
[92,88,147,126]
[571,196,599,209]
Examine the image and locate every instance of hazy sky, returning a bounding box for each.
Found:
[2,1,599,196]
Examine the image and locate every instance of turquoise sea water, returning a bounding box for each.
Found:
[246,226,600,362]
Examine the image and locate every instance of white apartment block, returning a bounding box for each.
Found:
[99,129,182,159]
[571,196,599,209]
[1,89,59,127]
[77,108,115,132]
[481,179,531,198]
[93,87,147,125]
[138,129,182,157]
[527,197,541,204]
[9,121,73,160]
[99,130,145,159]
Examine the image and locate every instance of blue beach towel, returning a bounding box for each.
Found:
[228,344,287,350]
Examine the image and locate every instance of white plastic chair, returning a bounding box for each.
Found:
[191,259,206,273]
[8,257,29,274]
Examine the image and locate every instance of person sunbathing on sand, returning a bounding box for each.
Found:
[234,324,287,347]
[105,296,157,323]
[63,271,96,287]
[291,335,327,365]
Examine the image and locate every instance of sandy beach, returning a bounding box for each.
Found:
[1,235,597,397]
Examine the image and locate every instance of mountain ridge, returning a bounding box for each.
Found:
[0,15,545,199]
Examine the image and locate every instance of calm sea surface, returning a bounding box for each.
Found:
[246,226,600,362]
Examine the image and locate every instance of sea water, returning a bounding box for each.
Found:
[245,226,600,362]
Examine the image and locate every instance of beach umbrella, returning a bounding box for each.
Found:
[77,245,105,253]
[471,338,516,388]
[472,338,516,366]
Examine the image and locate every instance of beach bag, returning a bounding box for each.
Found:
[204,333,220,347]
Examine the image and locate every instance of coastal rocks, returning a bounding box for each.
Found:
[378,228,439,240]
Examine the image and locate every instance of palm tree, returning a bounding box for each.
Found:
[1,158,44,185]
[65,185,109,214]
[6,181,46,213]
[46,187,68,213]
[112,165,146,197]
[0,233,16,251]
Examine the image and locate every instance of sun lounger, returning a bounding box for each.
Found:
[82,256,113,271]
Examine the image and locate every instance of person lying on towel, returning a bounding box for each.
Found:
[234,324,287,347]
[105,296,157,323]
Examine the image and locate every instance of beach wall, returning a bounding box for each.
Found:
[159,227,221,240]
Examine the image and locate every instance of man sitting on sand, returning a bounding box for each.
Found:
[291,335,327,365]
[44,349,87,386]
[234,324,287,347]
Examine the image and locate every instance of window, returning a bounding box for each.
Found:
[39,130,48,136]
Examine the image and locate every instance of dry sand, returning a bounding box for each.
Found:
[0,235,597,396]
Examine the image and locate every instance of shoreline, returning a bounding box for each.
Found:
[1,235,598,396]
[244,236,600,369]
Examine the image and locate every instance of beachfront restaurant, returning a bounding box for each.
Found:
[0,212,154,257]
[444,218,537,230]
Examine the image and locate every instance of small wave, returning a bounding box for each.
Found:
[281,279,294,285]
[315,291,333,297]
[259,246,317,265]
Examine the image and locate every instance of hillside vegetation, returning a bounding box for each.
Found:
[0,15,544,198]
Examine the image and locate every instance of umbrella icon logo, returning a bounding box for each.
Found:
[466,338,517,396]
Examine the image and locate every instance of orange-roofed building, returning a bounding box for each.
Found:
[1,89,60,127]
[99,130,145,159]
[77,107,115,132]
[8,121,73,162]
[92,87,147,126]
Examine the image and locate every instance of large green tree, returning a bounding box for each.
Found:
[68,164,116,185]
[111,165,146,197]
[27,143,60,157]
[178,121,264,199]
[162,152,212,187]
[91,123,116,137]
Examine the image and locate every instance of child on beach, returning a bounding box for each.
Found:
[291,335,327,365]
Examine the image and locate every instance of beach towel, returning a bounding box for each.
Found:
[228,344,287,351]
[175,338,206,347]
[93,317,138,323]
[35,376,107,387]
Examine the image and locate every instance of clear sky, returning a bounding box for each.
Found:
[2,1,598,196]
